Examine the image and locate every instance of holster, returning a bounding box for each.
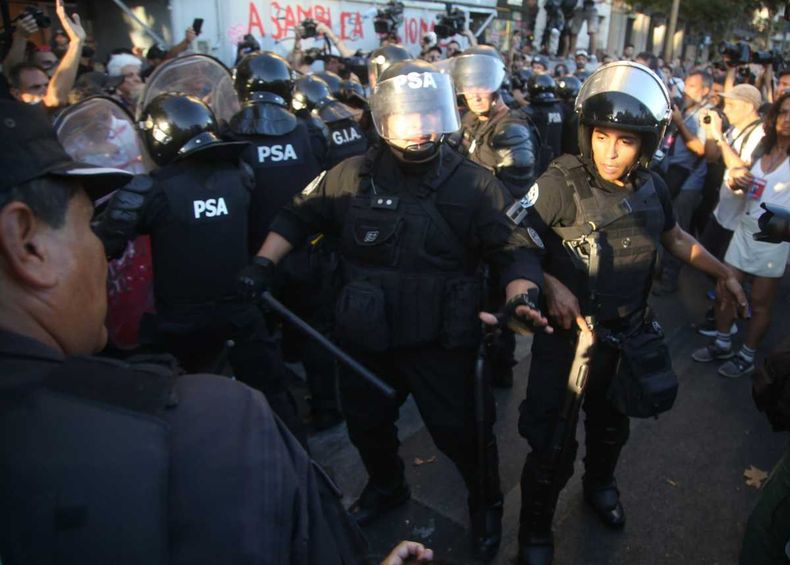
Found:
[606,317,678,418]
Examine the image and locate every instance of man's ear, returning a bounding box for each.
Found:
[0,202,58,289]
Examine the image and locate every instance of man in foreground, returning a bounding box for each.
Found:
[0,100,366,564]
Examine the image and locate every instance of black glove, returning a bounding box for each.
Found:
[237,256,277,301]
[502,288,543,335]
[93,174,153,259]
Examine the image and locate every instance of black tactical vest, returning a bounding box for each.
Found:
[325,118,368,169]
[545,155,665,322]
[0,356,174,565]
[334,150,481,351]
[523,103,564,164]
[149,159,251,310]
[235,121,324,250]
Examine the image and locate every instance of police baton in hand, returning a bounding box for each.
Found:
[260,291,396,399]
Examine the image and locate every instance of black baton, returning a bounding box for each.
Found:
[261,291,396,399]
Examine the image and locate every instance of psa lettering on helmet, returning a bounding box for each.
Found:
[392,72,438,89]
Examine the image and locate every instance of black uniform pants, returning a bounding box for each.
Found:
[517,329,630,530]
[146,303,306,445]
[278,242,340,415]
[339,343,502,511]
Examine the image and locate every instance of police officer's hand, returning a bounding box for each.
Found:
[237,256,276,301]
[479,287,553,335]
[544,273,590,332]
[716,271,750,320]
[381,541,434,565]
[93,174,152,259]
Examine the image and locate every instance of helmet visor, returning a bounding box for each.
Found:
[141,54,240,123]
[56,96,149,173]
[450,54,506,95]
[575,61,670,127]
[371,71,460,141]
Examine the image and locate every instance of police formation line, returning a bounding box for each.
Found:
[0,46,754,565]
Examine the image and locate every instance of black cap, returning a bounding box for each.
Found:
[0,100,132,199]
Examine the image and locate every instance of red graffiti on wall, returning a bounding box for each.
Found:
[247,0,368,42]
[403,16,434,45]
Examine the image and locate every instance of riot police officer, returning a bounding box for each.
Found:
[293,74,368,169]
[238,59,549,561]
[555,75,581,156]
[229,58,342,430]
[95,93,306,444]
[522,74,565,167]
[515,62,748,565]
[453,45,540,198]
[451,45,542,388]
[229,52,327,250]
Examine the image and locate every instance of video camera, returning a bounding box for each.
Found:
[434,6,466,39]
[299,18,319,39]
[374,1,404,35]
[13,5,51,29]
[719,40,784,68]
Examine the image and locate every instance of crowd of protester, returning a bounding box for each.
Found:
[0,0,789,563]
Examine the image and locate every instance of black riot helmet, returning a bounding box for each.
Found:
[527,73,558,104]
[139,93,246,166]
[338,79,368,109]
[371,59,460,162]
[368,44,412,89]
[234,51,293,106]
[510,68,533,91]
[314,70,344,98]
[451,46,506,113]
[556,75,582,102]
[292,75,333,113]
[576,61,671,168]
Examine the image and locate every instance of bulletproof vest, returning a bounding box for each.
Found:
[325,118,368,169]
[560,101,580,156]
[523,103,564,163]
[0,356,174,564]
[233,119,324,250]
[335,147,481,350]
[149,159,251,310]
[545,155,665,322]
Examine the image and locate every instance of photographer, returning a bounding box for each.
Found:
[693,92,790,378]
[291,20,356,76]
[693,85,764,336]
[4,0,85,109]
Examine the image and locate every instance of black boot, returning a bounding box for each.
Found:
[517,455,567,565]
[348,480,411,526]
[470,500,503,562]
[518,531,554,565]
[583,477,626,529]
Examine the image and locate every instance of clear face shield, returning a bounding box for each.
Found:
[55,96,149,173]
[575,62,670,127]
[140,55,240,124]
[450,54,505,114]
[371,71,460,151]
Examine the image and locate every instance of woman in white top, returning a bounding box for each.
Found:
[693,92,790,378]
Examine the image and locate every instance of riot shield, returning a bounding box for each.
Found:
[55,96,155,351]
[140,54,240,124]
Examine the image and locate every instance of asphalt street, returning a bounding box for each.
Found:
[302,266,790,565]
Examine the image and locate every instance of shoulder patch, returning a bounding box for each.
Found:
[301,170,327,197]
[523,182,539,208]
[526,227,544,250]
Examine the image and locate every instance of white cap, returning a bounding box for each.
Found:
[106,53,142,77]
